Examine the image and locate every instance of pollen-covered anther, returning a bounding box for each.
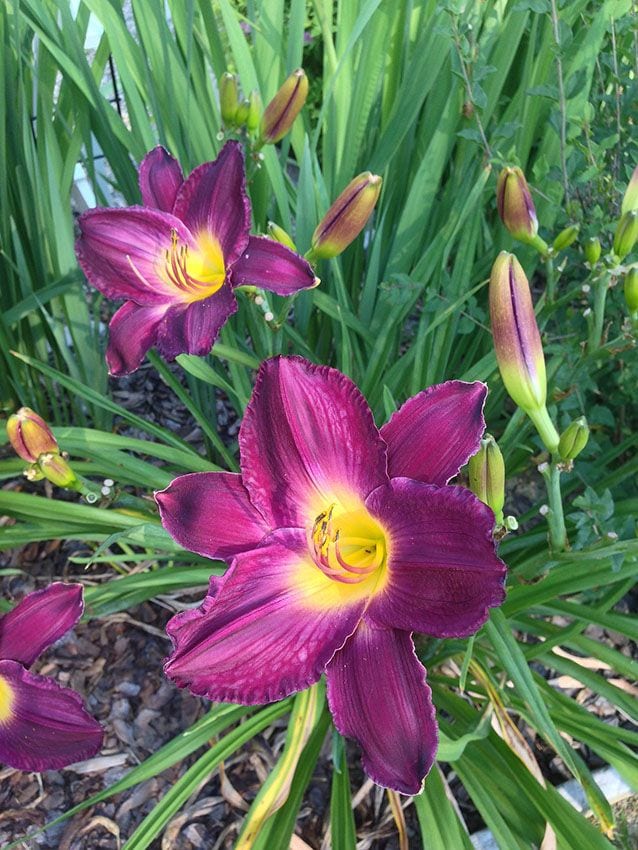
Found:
[308,505,387,585]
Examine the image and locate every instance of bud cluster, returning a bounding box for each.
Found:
[7,407,81,491]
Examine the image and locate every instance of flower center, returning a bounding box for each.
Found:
[0,675,14,724]
[308,503,387,585]
[161,229,226,301]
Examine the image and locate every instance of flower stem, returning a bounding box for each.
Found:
[526,404,560,453]
[545,254,556,303]
[587,271,610,352]
[540,460,568,552]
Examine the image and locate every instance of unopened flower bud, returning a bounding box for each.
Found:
[613,211,638,260]
[558,416,589,461]
[246,90,262,133]
[7,407,59,463]
[621,164,638,216]
[37,452,80,489]
[309,172,382,260]
[496,166,539,244]
[624,268,638,313]
[267,221,296,251]
[235,99,250,126]
[260,69,308,144]
[583,237,601,265]
[468,434,505,524]
[220,72,239,127]
[552,224,579,252]
[489,252,559,452]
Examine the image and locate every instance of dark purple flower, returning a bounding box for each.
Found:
[76,143,318,376]
[0,583,102,771]
[156,357,506,795]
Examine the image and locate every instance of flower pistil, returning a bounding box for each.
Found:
[160,229,226,301]
[308,504,388,587]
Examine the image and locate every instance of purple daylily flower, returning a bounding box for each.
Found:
[156,357,506,795]
[75,143,318,376]
[0,583,103,771]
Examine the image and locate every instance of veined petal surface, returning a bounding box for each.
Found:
[155,288,237,360]
[173,142,250,268]
[231,236,318,295]
[76,207,194,305]
[326,622,436,795]
[239,357,388,528]
[381,381,486,485]
[106,301,169,376]
[165,529,365,704]
[139,146,184,212]
[156,472,271,561]
[365,479,506,637]
[0,583,83,667]
[0,660,102,772]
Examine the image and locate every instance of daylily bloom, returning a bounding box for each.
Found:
[0,583,102,771]
[156,357,506,794]
[75,142,318,376]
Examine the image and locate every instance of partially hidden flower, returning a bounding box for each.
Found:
[613,210,638,260]
[156,356,506,795]
[496,166,547,253]
[468,434,505,525]
[621,164,638,216]
[7,407,58,463]
[75,142,318,376]
[0,583,102,771]
[259,69,308,144]
[309,172,382,261]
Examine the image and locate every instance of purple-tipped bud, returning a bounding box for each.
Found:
[613,211,638,260]
[267,221,296,251]
[584,236,601,265]
[309,172,382,260]
[496,166,539,243]
[468,434,505,525]
[624,268,638,313]
[246,90,262,133]
[220,72,239,127]
[621,165,638,216]
[6,407,59,463]
[552,224,579,252]
[37,453,80,490]
[260,69,308,144]
[558,417,589,461]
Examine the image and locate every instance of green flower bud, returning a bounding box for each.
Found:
[583,236,601,265]
[309,172,382,260]
[468,434,505,524]
[624,268,638,313]
[621,164,638,216]
[37,452,81,490]
[246,90,262,133]
[496,166,539,243]
[220,72,239,127]
[558,417,589,461]
[267,221,296,251]
[235,99,250,126]
[552,224,579,252]
[6,407,59,463]
[613,210,638,260]
[260,69,308,144]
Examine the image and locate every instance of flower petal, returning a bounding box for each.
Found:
[239,356,389,528]
[0,583,83,667]
[76,207,194,305]
[139,146,184,212]
[106,301,169,376]
[165,529,366,704]
[326,622,437,794]
[380,381,487,485]
[365,478,506,637]
[156,472,270,561]
[0,660,102,772]
[230,236,318,295]
[173,141,250,268]
[154,286,237,360]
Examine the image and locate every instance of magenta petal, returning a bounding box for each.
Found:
[173,142,250,268]
[165,529,365,704]
[106,301,169,376]
[0,660,102,772]
[154,286,237,360]
[0,583,83,667]
[381,381,487,485]
[76,207,193,305]
[231,236,318,295]
[326,622,437,794]
[156,472,270,561]
[366,479,506,637]
[239,357,388,528]
[139,146,184,212]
